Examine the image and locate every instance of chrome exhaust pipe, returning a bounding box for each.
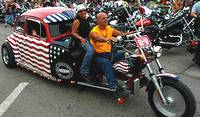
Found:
[159,34,183,46]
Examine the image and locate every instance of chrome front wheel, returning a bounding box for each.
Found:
[148,78,196,117]
[153,86,186,117]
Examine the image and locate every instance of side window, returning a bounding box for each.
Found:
[26,19,46,39]
[15,18,25,33]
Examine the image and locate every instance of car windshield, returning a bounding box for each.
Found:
[48,20,73,38]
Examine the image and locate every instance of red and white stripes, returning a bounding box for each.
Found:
[113,61,130,73]
[6,33,51,76]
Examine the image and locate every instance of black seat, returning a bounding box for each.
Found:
[70,37,84,59]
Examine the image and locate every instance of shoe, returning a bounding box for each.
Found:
[81,74,93,82]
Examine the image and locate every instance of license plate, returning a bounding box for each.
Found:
[134,35,151,48]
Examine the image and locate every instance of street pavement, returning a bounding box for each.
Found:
[0,24,199,117]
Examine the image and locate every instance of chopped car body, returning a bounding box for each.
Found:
[4,7,81,81]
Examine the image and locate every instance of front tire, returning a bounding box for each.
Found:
[148,78,196,117]
[1,42,16,68]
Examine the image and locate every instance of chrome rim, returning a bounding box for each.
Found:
[2,47,9,65]
[153,86,186,117]
[55,62,73,80]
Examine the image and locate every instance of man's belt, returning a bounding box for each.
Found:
[95,52,112,59]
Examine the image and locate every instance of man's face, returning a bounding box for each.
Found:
[98,13,108,26]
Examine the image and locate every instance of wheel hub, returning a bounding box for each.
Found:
[55,62,73,80]
[2,47,9,64]
[153,86,186,117]
[165,96,175,106]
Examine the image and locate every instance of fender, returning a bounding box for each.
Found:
[164,19,183,31]
[146,73,179,92]
[135,19,152,27]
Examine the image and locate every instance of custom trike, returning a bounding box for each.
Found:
[1,7,196,117]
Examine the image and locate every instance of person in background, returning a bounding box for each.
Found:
[11,0,20,20]
[72,4,94,81]
[43,0,51,7]
[191,1,200,36]
[172,0,183,13]
[3,0,14,27]
[191,0,200,18]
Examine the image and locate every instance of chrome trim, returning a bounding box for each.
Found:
[77,82,115,91]
[133,78,140,94]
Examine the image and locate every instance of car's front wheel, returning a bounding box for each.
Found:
[1,42,16,68]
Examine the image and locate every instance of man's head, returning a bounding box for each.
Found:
[96,12,108,27]
[31,29,38,37]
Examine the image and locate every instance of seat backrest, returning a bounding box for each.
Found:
[70,37,84,59]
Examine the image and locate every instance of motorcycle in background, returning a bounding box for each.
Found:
[0,3,4,22]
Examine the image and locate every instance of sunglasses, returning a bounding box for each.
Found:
[102,17,108,20]
[78,9,87,13]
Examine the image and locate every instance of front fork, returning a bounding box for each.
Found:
[140,48,167,104]
[146,63,167,104]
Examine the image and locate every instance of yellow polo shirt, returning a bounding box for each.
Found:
[90,25,114,53]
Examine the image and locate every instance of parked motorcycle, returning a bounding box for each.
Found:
[135,7,188,49]
[57,32,196,117]
[108,5,138,48]
[0,3,4,22]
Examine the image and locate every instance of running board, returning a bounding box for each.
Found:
[77,82,115,92]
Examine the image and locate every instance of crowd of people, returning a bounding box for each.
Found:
[0,0,78,27]
[0,0,198,27]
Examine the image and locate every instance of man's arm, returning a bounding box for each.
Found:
[72,19,86,44]
[89,32,109,42]
[191,3,199,18]
[112,28,134,37]
[191,12,198,18]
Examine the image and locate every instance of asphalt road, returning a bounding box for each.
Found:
[0,24,199,117]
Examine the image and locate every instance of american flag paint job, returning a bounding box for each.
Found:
[43,10,75,23]
[113,61,130,73]
[6,32,52,78]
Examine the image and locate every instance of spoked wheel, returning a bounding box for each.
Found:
[148,78,196,117]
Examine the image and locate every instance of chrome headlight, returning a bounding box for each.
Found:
[153,46,162,58]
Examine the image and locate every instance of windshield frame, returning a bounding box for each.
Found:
[48,19,73,39]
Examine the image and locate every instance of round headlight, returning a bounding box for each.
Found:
[153,46,162,58]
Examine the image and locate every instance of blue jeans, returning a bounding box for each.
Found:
[94,52,124,89]
[5,14,14,24]
[80,39,94,75]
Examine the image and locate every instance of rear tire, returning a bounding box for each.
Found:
[148,78,196,117]
[1,42,16,68]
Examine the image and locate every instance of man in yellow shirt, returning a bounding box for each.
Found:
[90,12,133,93]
